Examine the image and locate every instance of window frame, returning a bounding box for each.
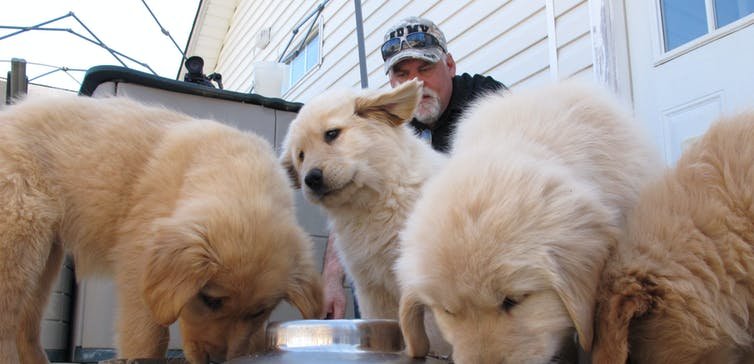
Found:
[281,20,323,96]
[653,0,754,65]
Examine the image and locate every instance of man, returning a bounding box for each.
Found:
[322,16,508,319]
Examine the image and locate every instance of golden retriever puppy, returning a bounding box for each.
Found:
[592,113,754,364]
[396,81,662,363]
[0,96,323,364]
[279,80,444,318]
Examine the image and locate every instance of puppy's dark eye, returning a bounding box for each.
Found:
[324,128,341,143]
[298,150,305,161]
[200,293,223,311]
[500,297,518,312]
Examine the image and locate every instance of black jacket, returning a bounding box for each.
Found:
[409,73,507,152]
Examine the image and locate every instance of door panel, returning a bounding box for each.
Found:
[626,0,754,164]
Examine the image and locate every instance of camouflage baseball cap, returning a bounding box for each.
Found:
[382,16,448,74]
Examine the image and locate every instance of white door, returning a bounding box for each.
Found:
[625,0,754,164]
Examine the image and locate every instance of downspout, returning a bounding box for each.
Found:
[353,0,368,88]
[177,0,204,79]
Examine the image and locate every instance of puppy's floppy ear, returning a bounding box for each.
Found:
[546,244,607,353]
[286,262,324,319]
[143,221,219,325]
[355,79,422,127]
[285,232,324,319]
[592,274,656,363]
[280,153,301,189]
[399,290,430,358]
[278,134,301,189]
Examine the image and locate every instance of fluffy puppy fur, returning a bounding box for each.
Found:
[592,113,754,363]
[279,80,449,351]
[0,96,322,364]
[396,81,662,363]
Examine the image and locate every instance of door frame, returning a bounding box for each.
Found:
[589,0,632,102]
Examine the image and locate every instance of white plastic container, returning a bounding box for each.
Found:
[253,61,289,98]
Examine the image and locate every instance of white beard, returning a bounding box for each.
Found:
[414,88,442,125]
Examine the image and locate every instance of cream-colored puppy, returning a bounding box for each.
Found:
[593,113,754,363]
[279,80,444,318]
[396,81,662,363]
[0,96,322,364]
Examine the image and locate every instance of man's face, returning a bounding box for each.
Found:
[389,55,456,125]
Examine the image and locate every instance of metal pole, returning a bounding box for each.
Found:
[278,0,329,63]
[353,0,368,89]
[8,58,28,104]
[141,0,187,63]
[0,12,71,41]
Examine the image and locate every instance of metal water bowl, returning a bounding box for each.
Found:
[227,319,451,363]
[266,319,404,352]
[99,359,189,364]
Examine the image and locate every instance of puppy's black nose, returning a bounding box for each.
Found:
[304,168,325,193]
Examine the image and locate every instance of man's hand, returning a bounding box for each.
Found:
[322,234,347,319]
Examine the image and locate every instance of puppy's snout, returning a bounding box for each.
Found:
[304,168,325,193]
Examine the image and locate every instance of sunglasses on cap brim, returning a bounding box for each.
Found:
[381,32,446,61]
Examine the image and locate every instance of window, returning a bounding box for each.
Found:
[277,1,327,94]
[282,31,321,92]
[660,0,707,51]
[660,0,754,51]
[715,0,754,27]
[282,23,322,93]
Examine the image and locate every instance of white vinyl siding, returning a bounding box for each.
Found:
[554,1,593,78]
[188,0,595,102]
